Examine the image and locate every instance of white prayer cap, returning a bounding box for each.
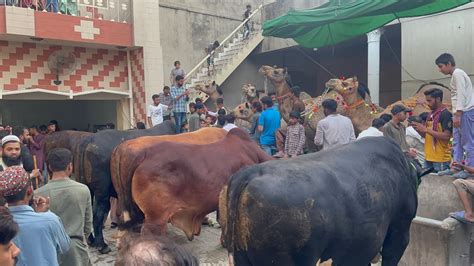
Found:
[1,135,20,146]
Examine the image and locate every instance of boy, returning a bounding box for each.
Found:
[435,53,474,178]
[284,111,305,158]
[147,94,169,128]
[188,103,201,132]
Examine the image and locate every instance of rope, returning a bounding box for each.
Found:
[382,33,428,84]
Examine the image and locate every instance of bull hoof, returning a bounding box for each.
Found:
[99,245,111,254]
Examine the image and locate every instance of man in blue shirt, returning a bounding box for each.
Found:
[258,96,281,155]
[0,166,70,266]
[171,75,190,133]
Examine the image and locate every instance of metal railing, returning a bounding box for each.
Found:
[184,3,264,85]
[0,0,132,23]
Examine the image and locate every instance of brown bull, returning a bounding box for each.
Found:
[111,127,227,228]
[117,128,271,240]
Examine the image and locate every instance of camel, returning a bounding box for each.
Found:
[258,65,452,152]
[233,84,265,129]
[326,77,453,126]
[259,65,347,151]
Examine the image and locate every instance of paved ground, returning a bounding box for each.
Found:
[90,213,228,265]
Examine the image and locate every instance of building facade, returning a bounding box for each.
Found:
[0,0,161,130]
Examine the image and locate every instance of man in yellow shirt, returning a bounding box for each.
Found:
[413,88,453,173]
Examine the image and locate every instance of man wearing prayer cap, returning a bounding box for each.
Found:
[0,166,70,266]
[0,135,40,181]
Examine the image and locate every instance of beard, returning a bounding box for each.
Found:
[2,154,22,167]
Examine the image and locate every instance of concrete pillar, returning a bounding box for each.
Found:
[367,28,383,105]
[132,0,164,107]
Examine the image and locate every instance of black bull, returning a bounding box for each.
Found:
[43,121,175,253]
[221,137,424,266]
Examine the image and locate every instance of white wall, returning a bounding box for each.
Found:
[401,5,474,98]
[159,0,262,87]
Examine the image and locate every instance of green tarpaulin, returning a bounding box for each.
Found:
[263,0,470,48]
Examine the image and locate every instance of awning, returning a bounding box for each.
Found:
[263,0,470,48]
[1,89,71,100]
[0,88,131,100]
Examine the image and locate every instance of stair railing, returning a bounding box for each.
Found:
[184,3,264,85]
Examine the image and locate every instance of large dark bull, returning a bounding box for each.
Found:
[221,137,425,266]
[76,121,175,253]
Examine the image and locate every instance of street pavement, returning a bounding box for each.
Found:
[90,213,228,265]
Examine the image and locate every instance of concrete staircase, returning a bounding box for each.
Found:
[184,4,264,103]
[188,30,264,88]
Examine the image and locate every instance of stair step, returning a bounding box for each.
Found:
[228,42,245,49]
[217,52,235,60]
[214,57,232,66]
[224,46,242,53]
[222,48,240,55]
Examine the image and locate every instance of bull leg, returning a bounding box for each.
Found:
[381,223,411,266]
[233,250,253,266]
[92,195,111,254]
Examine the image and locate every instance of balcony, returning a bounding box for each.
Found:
[0,0,133,47]
[0,0,132,23]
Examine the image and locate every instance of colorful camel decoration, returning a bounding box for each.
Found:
[258,65,452,152]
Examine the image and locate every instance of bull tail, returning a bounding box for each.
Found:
[224,166,261,252]
[111,144,146,229]
[74,137,90,185]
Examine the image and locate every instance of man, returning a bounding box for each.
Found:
[171,75,190,134]
[0,135,39,181]
[383,105,417,158]
[435,53,474,178]
[413,88,453,173]
[243,4,252,39]
[170,61,186,86]
[159,86,174,121]
[48,120,60,132]
[249,101,262,144]
[28,125,46,173]
[451,163,474,223]
[0,206,21,266]
[357,118,386,139]
[39,125,48,134]
[223,113,238,132]
[406,116,426,167]
[314,99,355,150]
[0,166,70,266]
[258,96,281,155]
[35,148,92,266]
[147,94,170,128]
[268,92,278,110]
[8,128,35,173]
[274,86,306,157]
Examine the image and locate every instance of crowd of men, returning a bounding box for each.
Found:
[0,52,473,265]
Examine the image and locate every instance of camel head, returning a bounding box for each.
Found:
[195,80,216,92]
[241,84,257,99]
[233,102,253,120]
[326,76,359,96]
[259,65,287,84]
